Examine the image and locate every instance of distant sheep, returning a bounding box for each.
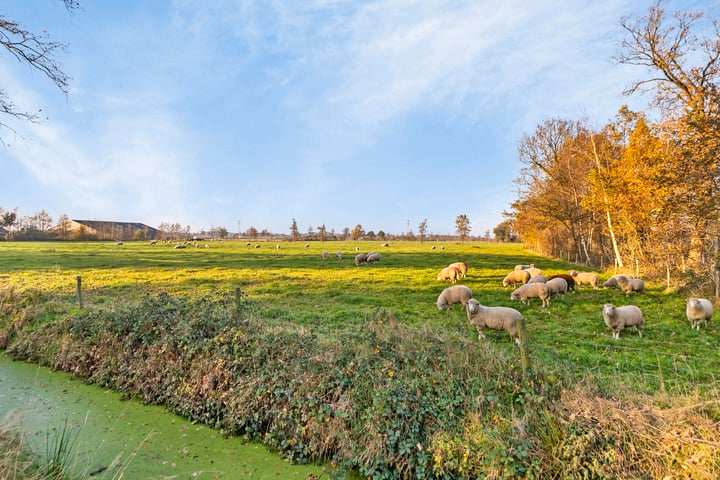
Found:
[431,245,436,250]
[466,299,523,344]
[174,244,186,249]
[545,277,568,298]
[336,251,343,260]
[603,274,633,289]
[438,266,461,284]
[381,243,390,247]
[527,274,547,284]
[254,244,261,249]
[510,283,550,307]
[616,276,645,295]
[448,262,468,278]
[514,264,533,271]
[502,270,530,287]
[686,298,713,330]
[276,244,281,250]
[322,250,329,259]
[305,243,310,248]
[436,285,473,310]
[366,252,381,263]
[602,303,643,339]
[547,274,575,291]
[354,253,368,265]
[570,270,599,289]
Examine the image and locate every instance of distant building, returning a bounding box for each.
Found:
[51,220,161,241]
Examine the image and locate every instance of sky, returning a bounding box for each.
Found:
[0,0,715,236]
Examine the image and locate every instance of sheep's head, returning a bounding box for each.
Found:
[602,303,616,318]
[466,299,480,314]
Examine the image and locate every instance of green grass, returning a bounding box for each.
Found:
[0,239,716,395]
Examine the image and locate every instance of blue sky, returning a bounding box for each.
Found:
[0,1,713,236]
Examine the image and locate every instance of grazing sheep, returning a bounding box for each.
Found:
[525,267,543,278]
[366,252,381,263]
[466,299,523,344]
[601,303,643,339]
[436,285,473,310]
[276,244,281,250]
[448,262,468,278]
[355,246,360,251]
[616,276,645,295]
[322,250,330,259]
[527,274,547,284]
[570,270,599,289]
[686,298,713,330]
[254,244,261,249]
[336,251,343,260]
[381,243,390,247]
[174,244,186,249]
[245,242,251,246]
[502,269,531,287]
[514,264,532,271]
[149,240,158,245]
[602,274,633,289]
[438,266,461,284]
[431,245,436,250]
[547,274,576,291]
[545,277,568,298]
[115,241,123,246]
[511,283,550,307]
[354,253,368,265]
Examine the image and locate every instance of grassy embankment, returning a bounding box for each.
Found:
[1,240,719,478]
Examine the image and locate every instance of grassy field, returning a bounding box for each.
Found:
[0,239,716,395]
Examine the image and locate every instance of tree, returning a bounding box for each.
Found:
[418,219,428,243]
[455,214,471,243]
[493,219,515,242]
[318,224,327,242]
[246,226,258,239]
[1,209,17,231]
[1,1,79,143]
[289,218,299,242]
[351,224,364,241]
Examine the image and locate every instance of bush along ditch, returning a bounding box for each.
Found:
[3,291,720,479]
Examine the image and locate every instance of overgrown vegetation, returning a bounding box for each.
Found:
[1,240,720,478]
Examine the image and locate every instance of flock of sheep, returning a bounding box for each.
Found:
[436,262,714,343]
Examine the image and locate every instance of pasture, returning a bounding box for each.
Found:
[2,240,720,478]
[0,239,715,394]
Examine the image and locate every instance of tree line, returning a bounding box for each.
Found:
[503,1,720,293]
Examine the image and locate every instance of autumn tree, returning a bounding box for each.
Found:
[0,1,79,143]
[455,214,471,244]
[351,224,365,241]
[418,219,428,243]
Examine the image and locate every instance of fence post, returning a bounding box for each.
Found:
[76,276,83,308]
[517,316,532,378]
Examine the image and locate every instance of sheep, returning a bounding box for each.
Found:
[381,243,390,247]
[502,269,530,287]
[547,274,576,291]
[305,243,310,248]
[601,303,643,339]
[436,285,473,310]
[322,250,330,260]
[570,270,599,290]
[354,253,368,265]
[602,274,633,289]
[431,245,436,250]
[616,276,645,295]
[149,240,158,245]
[545,277,568,298]
[510,283,550,307]
[276,244,281,250]
[437,266,461,284]
[527,274,547,284]
[173,244,186,249]
[466,299,523,344]
[366,252,381,263]
[448,262,468,278]
[336,251,343,260]
[525,267,543,278]
[686,297,713,330]
[254,244,261,248]
[514,264,532,271]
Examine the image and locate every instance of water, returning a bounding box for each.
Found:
[0,354,324,479]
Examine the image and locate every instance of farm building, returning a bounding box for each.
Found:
[50,219,161,241]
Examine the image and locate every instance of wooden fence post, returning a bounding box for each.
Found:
[76,276,83,308]
[516,316,532,378]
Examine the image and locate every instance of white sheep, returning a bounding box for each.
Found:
[545,277,568,298]
[466,299,524,344]
[570,270,599,289]
[616,276,645,295]
[601,303,643,339]
[527,275,547,284]
[525,267,543,278]
[510,283,550,307]
[602,274,633,289]
[366,252,381,263]
[322,250,330,259]
[336,251,343,260]
[448,262,468,278]
[437,266,461,284]
[354,253,368,265]
[514,264,532,271]
[502,269,530,287]
[436,285,473,310]
[686,298,713,330]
